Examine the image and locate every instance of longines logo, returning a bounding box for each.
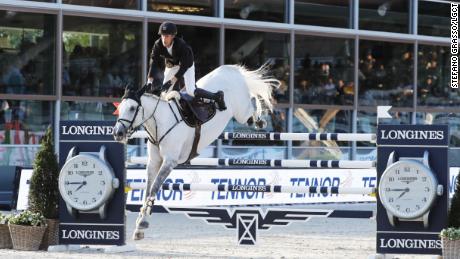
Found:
[232,133,267,139]
[230,185,267,192]
[379,238,442,249]
[231,159,269,165]
[61,229,120,240]
[62,125,114,136]
[380,130,444,140]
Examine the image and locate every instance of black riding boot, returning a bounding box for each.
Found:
[194,88,227,111]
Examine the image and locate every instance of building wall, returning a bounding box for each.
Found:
[0,0,456,166]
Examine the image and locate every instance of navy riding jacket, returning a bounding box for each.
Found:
[147,37,194,80]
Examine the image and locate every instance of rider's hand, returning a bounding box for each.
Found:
[170,76,178,86]
[147,77,153,84]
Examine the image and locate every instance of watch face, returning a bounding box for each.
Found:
[379,160,437,219]
[59,154,114,211]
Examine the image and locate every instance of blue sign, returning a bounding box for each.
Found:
[376,124,449,255]
[59,121,125,246]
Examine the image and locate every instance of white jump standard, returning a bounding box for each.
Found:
[126,182,376,195]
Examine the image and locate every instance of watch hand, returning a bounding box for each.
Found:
[66,181,84,185]
[75,181,87,191]
[387,188,407,192]
[396,188,410,199]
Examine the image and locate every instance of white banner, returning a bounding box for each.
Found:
[17,168,460,210]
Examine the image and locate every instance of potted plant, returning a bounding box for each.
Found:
[441,171,460,258]
[8,210,46,251]
[0,212,12,249]
[28,126,60,250]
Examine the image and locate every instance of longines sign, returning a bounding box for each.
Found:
[60,121,115,141]
[61,125,114,136]
[380,130,444,140]
[376,124,448,255]
[59,121,125,246]
[377,125,449,146]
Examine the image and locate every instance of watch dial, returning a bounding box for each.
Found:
[379,160,436,219]
[60,155,110,210]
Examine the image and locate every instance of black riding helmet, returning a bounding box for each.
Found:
[158,21,177,35]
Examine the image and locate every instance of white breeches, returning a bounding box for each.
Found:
[163,63,196,96]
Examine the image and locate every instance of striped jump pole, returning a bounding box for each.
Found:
[220,132,376,142]
[125,182,376,196]
[129,131,376,142]
[128,156,376,169]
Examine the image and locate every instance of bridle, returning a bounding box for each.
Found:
[116,85,182,145]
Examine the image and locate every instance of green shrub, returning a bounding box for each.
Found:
[28,126,59,219]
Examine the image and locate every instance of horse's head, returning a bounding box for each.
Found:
[113,85,146,143]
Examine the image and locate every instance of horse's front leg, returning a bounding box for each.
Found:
[133,158,160,240]
[133,157,177,240]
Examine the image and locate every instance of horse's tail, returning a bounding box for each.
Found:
[237,65,280,118]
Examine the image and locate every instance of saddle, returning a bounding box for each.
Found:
[174,93,217,127]
[148,81,218,162]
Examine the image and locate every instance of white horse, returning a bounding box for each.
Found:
[113,65,278,240]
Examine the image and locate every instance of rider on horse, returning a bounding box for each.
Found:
[147,21,227,111]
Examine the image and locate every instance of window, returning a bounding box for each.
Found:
[63,16,142,98]
[358,109,411,133]
[62,0,140,10]
[418,0,450,37]
[295,35,354,105]
[0,11,56,95]
[360,0,410,33]
[147,23,219,82]
[293,108,352,141]
[60,101,117,121]
[295,0,351,28]
[148,0,216,16]
[417,45,457,106]
[416,112,460,147]
[225,0,287,23]
[359,40,413,107]
[292,108,352,158]
[225,29,290,103]
[0,100,53,166]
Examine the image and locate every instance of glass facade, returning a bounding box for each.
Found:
[0,100,53,166]
[295,0,351,28]
[148,0,216,16]
[418,0,451,37]
[359,0,410,33]
[63,16,142,98]
[0,0,454,166]
[359,40,414,107]
[225,29,290,103]
[224,0,287,23]
[62,0,141,9]
[295,35,354,105]
[0,11,56,95]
